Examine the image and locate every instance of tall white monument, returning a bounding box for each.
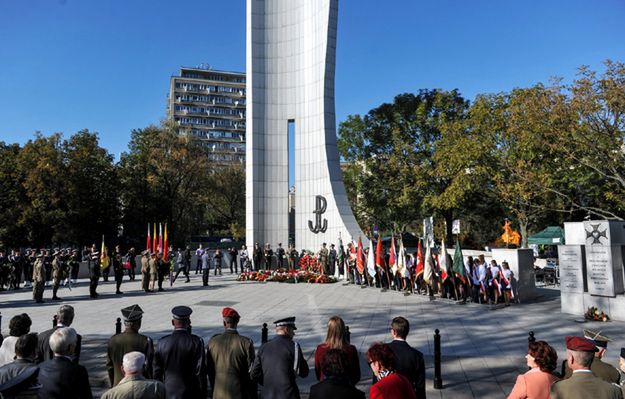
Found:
[246,0,363,250]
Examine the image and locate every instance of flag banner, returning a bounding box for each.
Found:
[452,238,466,284]
[397,239,406,275]
[452,219,461,235]
[415,240,424,277]
[163,223,169,260]
[337,237,345,278]
[423,244,434,285]
[389,235,397,274]
[367,238,376,277]
[375,238,384,269]
[423,217,434,248]
[356,237,364,274]
[158,223,163,254]
[440,239,449,282]
[146,223,151,252]
[152,223,157,253]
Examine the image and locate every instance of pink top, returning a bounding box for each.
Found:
[507,368,560,399]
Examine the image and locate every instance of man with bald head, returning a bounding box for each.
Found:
[101,352,164,399]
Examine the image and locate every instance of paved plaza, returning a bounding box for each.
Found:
[1,273,624,398]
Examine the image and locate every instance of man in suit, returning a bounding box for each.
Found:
[207,307,256,399]
[101,352,164,399]
[0,332,40,396]
[562,329,621,384]
[38,327,92,399]
[551,336,622,399]
[153,306,206,398]
[107,304,154,387]
[387,316,426,399]
[37,305,82,364]
[250,317,309,399]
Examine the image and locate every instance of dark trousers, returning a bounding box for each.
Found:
[115,270,124,293]
[70,264,79,280]
[127,264,135,281]
[12,267,22,288]
[329,260,336,276]
[214,263,222,275]
[174,266,189,283]
[102,267,110,282]
[202,268,210,286]
[23,264,33,283]
[195,259,202,274]
[89,276,98,297]
[157,271,166,290]
[230,258,237,274]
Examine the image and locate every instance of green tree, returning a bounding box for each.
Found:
[0,142,27,248]
[203,164,245,235]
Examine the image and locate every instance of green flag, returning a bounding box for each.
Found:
[452,238,465,281]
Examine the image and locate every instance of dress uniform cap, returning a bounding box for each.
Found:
[583,328,610,348]
[565,336,598,352]
[121,304,144,322]
[274,316,297,330]
[172,306,192,320]
[222,307,240,318]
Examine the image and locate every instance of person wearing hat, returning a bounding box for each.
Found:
[550,336,622,399]
[318,243,329,275]
[51,249,63,300]
[250,316,309,399]
[140,250,150,293]
[88,249,101,298]
[562,329,621,384]
[111,245,125,295]
[148,252,158,292]
[207,307,256,399]
[329,243,337,276]
[253,243,262,271]
[276,243,286,269]
[263,243,274,271]
[106,305,154,387]
[153,306,207,398]
[68,249,80,286]
[31,251,45,303]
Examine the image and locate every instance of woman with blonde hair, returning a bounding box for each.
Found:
[314,316,361,385]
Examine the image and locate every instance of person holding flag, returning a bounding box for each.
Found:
[439,239,452,299]
[423,244,435,300]
[366,237,376,288]
[452,239,469,303]
[388,235,398,290]
[375,238,389,290]
[337,237,346,281]
[356,237,365,286]
[414,240,424,294]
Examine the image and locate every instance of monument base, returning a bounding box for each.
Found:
[560,292,625,321]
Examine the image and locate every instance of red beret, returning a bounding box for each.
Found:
[566,336,598,352]
[222,307,240,318]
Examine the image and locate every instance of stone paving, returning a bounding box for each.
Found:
[1,272,624,398]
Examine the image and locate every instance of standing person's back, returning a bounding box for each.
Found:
[153,306,206,399]
[38,327,92,399]
[387,317,425,399]
[101,352,164,399]
[310,349,364,399]
[207,308,256,399]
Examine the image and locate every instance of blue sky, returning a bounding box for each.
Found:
[1,0,624,159]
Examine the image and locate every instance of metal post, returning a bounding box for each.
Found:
[345,326,351,344]
[261,323,268,344]
[53,314,58,328]
[528,331,535,344]
[434,329,443,389]
[115,317,122,335]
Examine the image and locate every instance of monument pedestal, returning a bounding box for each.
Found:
[491,248,535,302]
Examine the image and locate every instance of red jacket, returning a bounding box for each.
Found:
[370,372,417,399]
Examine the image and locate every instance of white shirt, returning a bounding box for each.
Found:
[0,336,19,366]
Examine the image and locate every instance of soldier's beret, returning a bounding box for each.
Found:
[222,307,240,319]
[583,328,610,348]
[172,306,192,320]
[0,366,39,397]
[274,316,297,330]
[565,336,598,352]
[121,304,144,322]
[620,347,625,359]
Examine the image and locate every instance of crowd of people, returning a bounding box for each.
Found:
[0,305,427,399]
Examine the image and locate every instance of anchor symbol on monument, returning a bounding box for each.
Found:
[308,195,328,234]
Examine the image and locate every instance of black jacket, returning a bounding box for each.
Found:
[36,326,82,364]
[153,329,206,399]
[388,340,426,399]
[38,356,92,399]
[309,377,365,399]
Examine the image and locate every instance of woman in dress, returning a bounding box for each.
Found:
[367,343,416,399]
[314,316,360,385]
[507,340,560,399]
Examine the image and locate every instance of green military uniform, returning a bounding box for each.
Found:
[32,254,45,303]
[51,251,62,300]
[140,251,150,292]
[318,244,329,274]
[563,329,622,384]
[101,375,165,399]
[551,371,622,399]
[106,304,154,386]
[207,328,256,399]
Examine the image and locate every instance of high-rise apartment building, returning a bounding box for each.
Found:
[168,66,246,165]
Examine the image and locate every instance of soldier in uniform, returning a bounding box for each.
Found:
[263,244,274,271]
[276,243,286,269]
[551,336,622,399]
[32,251,45,303]
[126,247,137,281]
[148,252,158,292]
[207,307,256,399]
[88,250,101,298]
[112,245,124,295]
[156,252,167,292]
[11,249,29,289]
[253,243,262,271]
[140,250,150,292]
[8,249,22,290]
[318,243,329,275]
[250,317,309,399]
[51,249,63,300]
[153,306,207,398]
[329,244,337,276]
[287,244,298,271]
[43,249,52,286]
[68,249,80,285]
[106,304,154,387]
[102,352,164,399]
[562,329,621,384]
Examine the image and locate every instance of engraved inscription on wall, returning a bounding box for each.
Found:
[585,245,615,296]
[558,245,585,293]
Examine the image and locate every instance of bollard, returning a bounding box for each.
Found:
[115,317,122,335]
[53,314,58,328]
[345,326,351,344]
[434,329,443,389]
[528,331,535,344]
[261,323,268,344]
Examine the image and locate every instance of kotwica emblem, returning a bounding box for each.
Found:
[308,195,328,234]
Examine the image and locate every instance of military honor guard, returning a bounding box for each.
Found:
[263,244,273,270]
[250,317,309,399]
[550,336,623,399]
[276,243,286,269]
[106,305,154,387]
[562,329,621,384]
[101,352,165,399]
[140,250,150,292]
[32,251,45,303]
[112,245,124,295]
[207,307,256,399]
[318,243,329,275]
[51,249,63,300]
[153,306,207,398]
[287,244,298,271]
[88,250,101,298]
[253,243,263,271]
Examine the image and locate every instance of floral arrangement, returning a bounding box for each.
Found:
[584,306,610,322]
[237,265,336,284]
[299,254,322,274]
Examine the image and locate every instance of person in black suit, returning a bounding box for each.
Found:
[37,305,82,364]
[310,349,365,399]
[0,333,40,395]
[387,317,426,399]
[38,327,92,399]
[153,306,207,398]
